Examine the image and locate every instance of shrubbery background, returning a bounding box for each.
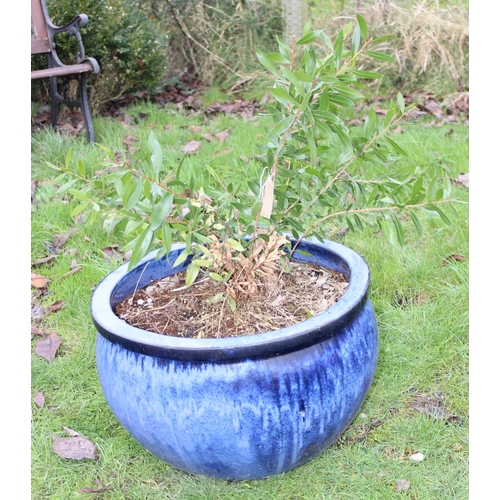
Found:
[31,0,468,113]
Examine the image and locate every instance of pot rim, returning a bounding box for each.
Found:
[91,237,371,361]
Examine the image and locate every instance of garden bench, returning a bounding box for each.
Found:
[31,0,100,142]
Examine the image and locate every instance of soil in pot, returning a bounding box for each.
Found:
[114,261,349,339]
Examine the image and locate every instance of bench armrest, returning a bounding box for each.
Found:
[45,11,91,63]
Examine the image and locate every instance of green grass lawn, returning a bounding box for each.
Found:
[31,102,468,499]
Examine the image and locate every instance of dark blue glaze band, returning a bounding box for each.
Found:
[91,238,371,362]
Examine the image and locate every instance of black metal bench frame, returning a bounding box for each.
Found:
[31,0,100,142]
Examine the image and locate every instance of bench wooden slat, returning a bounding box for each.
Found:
[31,0,51,54]
[31,62,96,80]
[31,38,51,54]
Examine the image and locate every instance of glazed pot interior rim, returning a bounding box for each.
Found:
[91,237,371,355]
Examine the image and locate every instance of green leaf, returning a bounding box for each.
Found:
[356,14,368,40]
[333,31,344,63]
[122,176,143,210]
[270,87,301,107]
[192,232,212,244]
[266,52,291,64]
[429,204,452,226]
[319,90,330,111]
[386,137,407,156]
[353,213,364,231]
[350,69,382,80]
[70,202,89,217]
[191,258,212,267]
[409,211,423,237]
[296,30,322,45]
[209,272,224,282]
[363,107,379,139]
[277,37,292,60]
[292,71,314,83]
[351,25,361,55]
[397,93,406,114]
[227,238,245,252]
[256,49,282,78]
[227,295,237,313]
[409,176,424,201]
[162,221,172,255]
[281,67,305,94]
[77,160,86,177]
[380,218,398,247]
[319,31,333,50]
[295,249,313,257]
[128,225,153,269]
[173,250,189,268]
[392,215,405,246]
[365,50,395,62]
[65,148,73,168]
[68,189,89,201]
[268,115,296,138]
[332,85,365,100]
[151,194,174,231]
[372,34,392,43]
[313,110,344,125]
[251,201,263,217]
[185,263,201,287]
[284,217,305,233]
[149,132,163,179]
[329,93,355,108]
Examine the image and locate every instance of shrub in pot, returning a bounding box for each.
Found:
[51,17,457,480]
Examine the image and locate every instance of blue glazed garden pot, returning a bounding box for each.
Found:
[92,238,379,480]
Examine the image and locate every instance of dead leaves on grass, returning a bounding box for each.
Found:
[183,140,201,155]
[52,427,98,461]
[35,332,63,363]
[182,128,231,156]
[31,273,50,289]
[450,172,469,188]
[411,391,462,424]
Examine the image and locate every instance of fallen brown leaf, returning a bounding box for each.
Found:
[35,332,62,363]
[44,300,65,314]
[60,266,83,279]
[31,303,45,321]
[183,140,201,155]
[440,254,466,266]
[52,432,98,460]
[31,255,57,267]
[102,245,128,262]
[123,135,139,146]
[215,128,230,142]
[201,133,217,142]
[31,273,50,288]
[53,229,77,249]
[33,392,45,408]
[63,248,78,257]
[213,148,233,157]
[62,426,81,437]
[43,241,61,254]
[450,172,469,188]
[335,225,350,240]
